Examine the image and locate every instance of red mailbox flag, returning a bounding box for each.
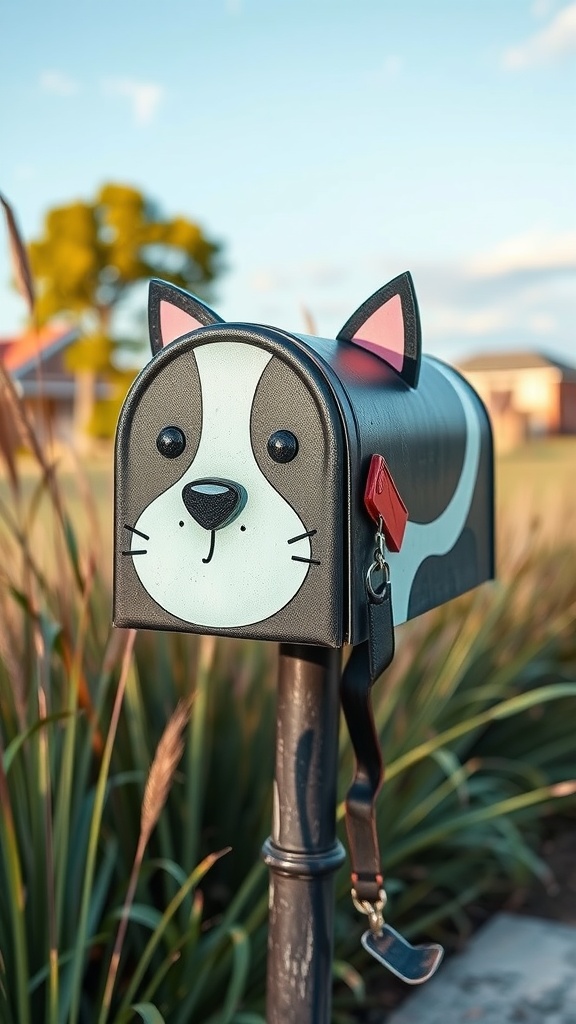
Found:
[364,454,408,553]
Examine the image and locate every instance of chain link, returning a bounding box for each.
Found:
[351,887,387,935]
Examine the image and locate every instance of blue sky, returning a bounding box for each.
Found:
[1,0,575,364]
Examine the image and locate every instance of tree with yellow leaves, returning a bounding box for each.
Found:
[29,182,222,441]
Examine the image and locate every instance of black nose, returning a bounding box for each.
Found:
[182,478,246,531]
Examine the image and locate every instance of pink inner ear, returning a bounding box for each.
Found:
[351,294,404,371]
[160,300,203,346]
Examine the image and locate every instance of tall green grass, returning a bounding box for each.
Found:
[0,370,575,1022]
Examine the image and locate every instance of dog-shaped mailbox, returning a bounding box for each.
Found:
[114,272,493,643]
[114,271,494,993]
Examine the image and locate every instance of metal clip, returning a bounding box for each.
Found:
[351,887,387,936]
[366,518,390,604]
[374,516,386,568]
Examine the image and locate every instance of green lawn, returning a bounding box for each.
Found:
[496,436,576,543]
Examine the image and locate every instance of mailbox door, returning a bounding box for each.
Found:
[114,325,346,647]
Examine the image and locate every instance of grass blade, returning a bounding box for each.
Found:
[131,1004,167,1024]
[116,848,230,1020]
[0,739,30,1024]
[67,629,136,1024]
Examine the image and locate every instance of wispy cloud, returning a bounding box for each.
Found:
[381,55,403,77]
[250,260,347,294]
[469,230,576,277]
[365,55,404,85]
[102,78,166,125]
[250,270,281,293]
[423,285,566,348]
[531,0,557,18]
[426,306,512,339]
[244,229,575,359]
[502,2,576,69]
[410,232,575,351]
[39,70,79,96]
[13,164,37,182]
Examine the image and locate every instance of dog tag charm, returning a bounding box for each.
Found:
[362,924,444,985]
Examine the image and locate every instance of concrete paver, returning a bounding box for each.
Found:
[386,913,576,1023]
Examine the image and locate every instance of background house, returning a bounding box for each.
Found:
[0,322,80,446]
[0,323,115,450]
[457,352,576,452]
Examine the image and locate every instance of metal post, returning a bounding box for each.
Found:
[262,644,346,1024]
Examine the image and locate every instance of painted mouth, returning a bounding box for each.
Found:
[202,530,216,564]
[123,522,321,572]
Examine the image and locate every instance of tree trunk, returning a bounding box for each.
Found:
[73,369,96,452]
[72,304,111,451]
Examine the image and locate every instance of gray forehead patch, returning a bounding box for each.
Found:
[119,349,202,518]
[251,353,341,557]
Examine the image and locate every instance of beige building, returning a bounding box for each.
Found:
[457,352,576,452]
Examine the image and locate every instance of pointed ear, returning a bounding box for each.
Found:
[148,279,224,356]
[337,272,421,388]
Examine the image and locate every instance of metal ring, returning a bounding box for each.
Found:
[366,559,390,604]
[351,888,387,935]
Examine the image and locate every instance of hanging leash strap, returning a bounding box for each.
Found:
[340,519,393,911]
[340,499,444,984]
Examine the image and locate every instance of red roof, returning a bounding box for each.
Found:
[0,322,78,376]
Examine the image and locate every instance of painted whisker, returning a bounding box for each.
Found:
[122,549,147,556]
[287,529,317,545]
[291,555,321,565]
[124,524,150,541]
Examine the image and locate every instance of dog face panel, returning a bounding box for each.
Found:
[115,326,345,643]
[131,341,311,627]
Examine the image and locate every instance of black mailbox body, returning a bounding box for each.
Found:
[114,274,494,646]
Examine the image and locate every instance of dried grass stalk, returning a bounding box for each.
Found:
[0,192,35,316]
[0,362,47,470]
[301,304,317,336]
[140,696,193,846]
[0,363,22,492]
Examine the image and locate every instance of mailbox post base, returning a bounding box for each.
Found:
[262,644,345,1024]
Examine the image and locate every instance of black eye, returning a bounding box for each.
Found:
[156,426,186,458]
[267,430,298,463]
